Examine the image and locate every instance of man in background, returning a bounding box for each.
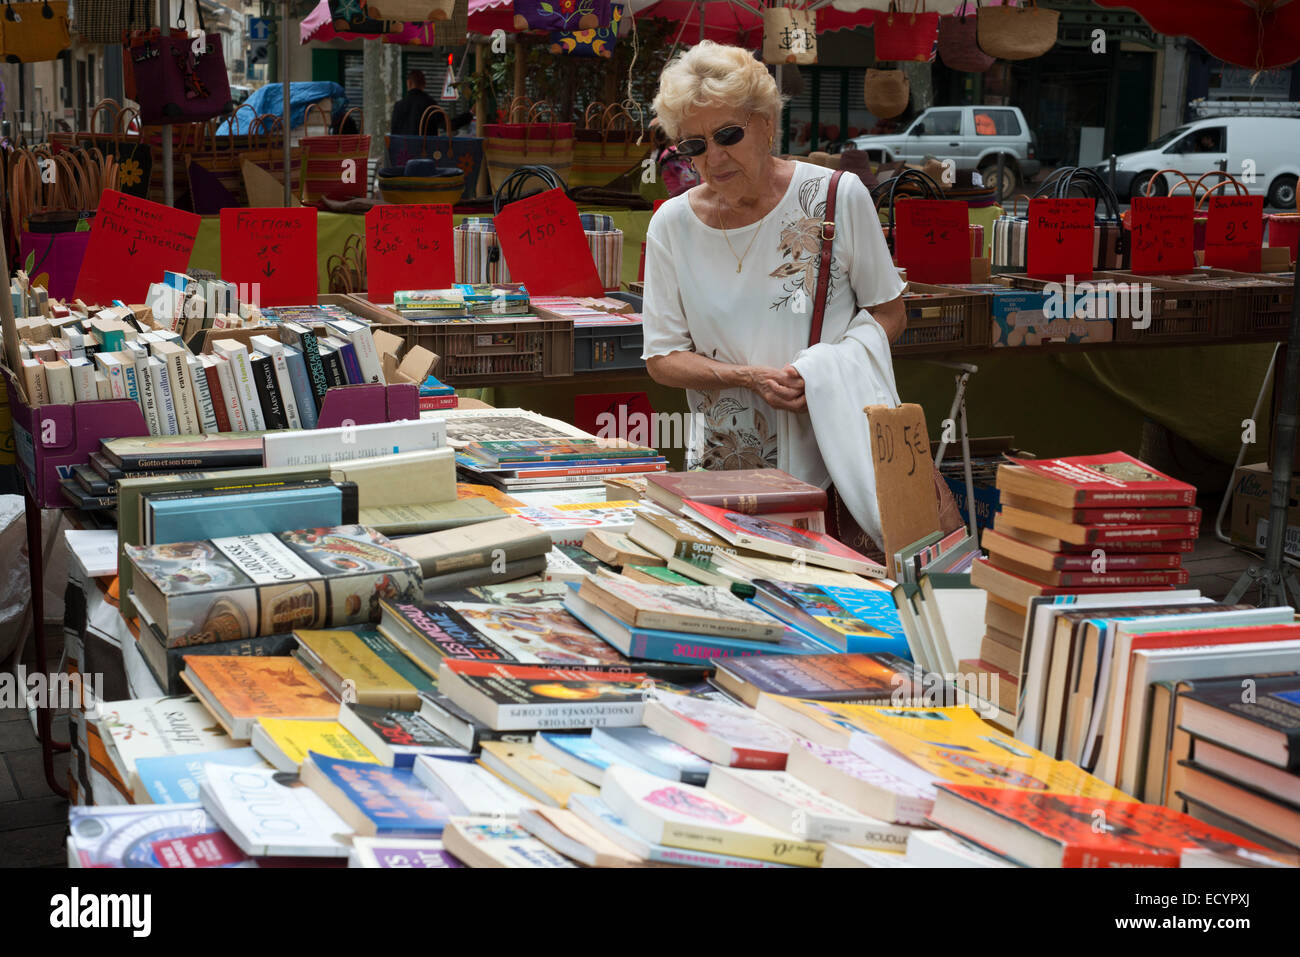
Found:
[390,68,476,138]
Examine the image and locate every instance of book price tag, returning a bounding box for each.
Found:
[1204,194,1263,272]
[1027,197,1095,280]
[220,208,318,306]
[494,188,604,297]
[74,190,200,305]
[894,199,970,284]
[365,204,454,304]
[1129,196,1195,274]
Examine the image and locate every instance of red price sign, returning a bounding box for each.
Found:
[1205,194,1263,272]
[365,204,454,303]
[74,190,200,305]
[894,199,970,284]
[494,188,603,297]
[1129,196,1195,274]
[1027,198,1095,280]
[220,207,318,307]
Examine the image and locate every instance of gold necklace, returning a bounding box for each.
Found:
[719,205,761,274]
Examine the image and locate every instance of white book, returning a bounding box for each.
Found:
[148,356,180,435]
[67,357,97,401]
[212,355,249,432]
[250,335,302,429]
[134,352,162,435]
[199,764,353,858]
[66,328,85,359]
[212,339,265,431]
[153,340,201,434]
[93,353,127,398]
[412,755,537,818]
[904,828,1017,868]
[785,737,935,826]
[262,418,447,468]
[821,843,914,868]
[544,546,588,583]
[44,359,75,404]
[440,816,576,868]
[94,371,112,400]
[328,318,385,384]
[704,765,913,851]
[95,694,237,791]
[188,356,220,433]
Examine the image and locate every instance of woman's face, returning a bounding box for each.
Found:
[678,102,773,205]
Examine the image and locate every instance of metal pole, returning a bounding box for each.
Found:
[282,0,292,206]
[160,0,173,206]
[1108,153,1116,197]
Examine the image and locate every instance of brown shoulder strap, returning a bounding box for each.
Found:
[808,168,845,349]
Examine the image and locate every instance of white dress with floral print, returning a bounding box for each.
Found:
[642,162,906,486]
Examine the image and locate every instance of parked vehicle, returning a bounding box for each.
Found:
[1098,116,1300,209]
[847,105,1040,199]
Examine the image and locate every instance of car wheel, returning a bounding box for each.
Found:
[1268,174,1297,210]
[978,163,1018,200]
[1131,170,1166,200]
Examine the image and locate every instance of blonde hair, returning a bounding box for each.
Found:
[652,41,785,140]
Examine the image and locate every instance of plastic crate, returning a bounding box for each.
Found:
[1164,268,1293,342]
[372,317,574,383]
[893,283,992,355]
[574,323,645,373]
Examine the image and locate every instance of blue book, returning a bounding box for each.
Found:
[302,752,449,837]
[144,481,357,543]
[135,747,266,804]
[280,345,319,429]
[331,337,364,384]
[752,580,911,658]
[590,726,711,785]
[563,583,835,665]
[534,732,617,783]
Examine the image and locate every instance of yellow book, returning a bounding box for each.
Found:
[478,741,599,808]
[250,718,378,772]
[761,698,1133,802]
[293,629,421,710]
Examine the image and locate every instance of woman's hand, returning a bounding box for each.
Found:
[746,364,807,413]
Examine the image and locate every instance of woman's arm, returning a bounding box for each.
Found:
[646,351,807,412]
[872,294,907,343]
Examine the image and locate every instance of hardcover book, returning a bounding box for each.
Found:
[646,468,827,516]
[576,575,785,642]
[127,525,424,646]
[712,652,920,708]
[180,656,340,739]
[292,628,423,710]
[143,480,358,545]
[392,516,552,577]
[753,580,910,656]
[1177,675,1300,771]
[300,751,449,837]
[998,453,1197,508]
[101,433,269,472]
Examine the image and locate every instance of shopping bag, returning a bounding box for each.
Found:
[863,68,909,119]
[977,0,1058,61]
[482,100,574,190]
[762,6,818,65]
[1,0,70,63]
[300,105,371,204]
[570,103,650,189]
[938,3,994,72]
[512,0,610,32]
[386,105,484,201]
[126,0,232,124]
[874,2,938,63]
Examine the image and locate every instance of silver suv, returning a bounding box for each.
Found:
[848,105,1040,199]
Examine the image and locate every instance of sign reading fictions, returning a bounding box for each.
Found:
[495,188,603,297]
[220,208,318,307]
[1027,197,1095,280]
[365,204,454,304]
[1204,194,1263,273]
[1129,196,1196,275]
[864,402,940,579]
[74,190,200,305]
[894,199,970,284]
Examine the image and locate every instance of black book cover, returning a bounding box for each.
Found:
[60,478,116,511]
[89,451,124,483]
[288,325,329,408]
[74,463,112,497]
[138,619,299,695]
[319,345,348,390]
[251,352,289,430]
[1182,674,1300,770]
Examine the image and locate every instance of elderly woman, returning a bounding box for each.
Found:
[643,42,924,552]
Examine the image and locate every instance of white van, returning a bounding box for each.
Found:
[1100,116,1300,208]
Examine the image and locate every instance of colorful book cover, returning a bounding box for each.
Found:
[293,629,421,709]
[682,500,885,575]
[305,752,449,836]
[503,502,643,546]
[934,785,1270,867]
[350,836,464,868]
[714,652,919,705]
[254,718,379,768]
[646,468,827,513]
[535,732,617,775]
[444,601,628,667]
[472,440,657,464]
[341,704,467,766]
[1003,452,1197,506]
[755,580,909,656]
[442,817,577,868]
[68,804,252,868]
[578,576,786,640]
[95,694,238,785]
[590,726,712,786]
[135,747,268,804]
[181,656,340,733]
[351,629,438,693]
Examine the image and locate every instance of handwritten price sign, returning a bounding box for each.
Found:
[1129,196,1195,274]
[74,190,200,305]
[1205,194,1263,272]
[365,204,453,303]
[894,199,970,284]
[1027,197,1095,280]
[220,207,317,306]
[494,188,603,297]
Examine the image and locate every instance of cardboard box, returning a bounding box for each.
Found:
[982,289,1113,346]
[1228,462,1300,557]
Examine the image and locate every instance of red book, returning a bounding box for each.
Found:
[985,552,1190,589]
[997,504,1198,546]
[993,523,1197,555]
[203,359,232,433]
[999,492,1201,527]
[981,528,1183,572]
[971,557,1173,609]
[681,499,884,577]
[930,784,1268,867]
[998,452,1197,508]
[645,468,827,516]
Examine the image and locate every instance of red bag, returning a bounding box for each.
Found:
[874,1,939,63]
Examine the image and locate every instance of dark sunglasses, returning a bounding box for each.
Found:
[676,117,752,157]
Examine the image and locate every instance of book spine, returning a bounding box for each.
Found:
[153,360,180,435]
[1050,553,1182,571]
[69,360,97,401]
[136,356,161,436]
[162,633,300,694]
[45,363,75,405]
[106,363,127,399]
[344,325,385,384]
[1052,569,1190,587]
[495,699,643,730]
[659,822,822,868]
[213,357,248,432]
[1085,524,1199,544]
[251,353,289,430]
[268,351,302,430]
[119,360,140,403]
[203,361,232,433]
[294,328,328,408]
[228,347,266,431]
[1074,508,1201,524]
[702,491,828,514]
[319,346,348,390]
[282,347,319,430]
[628,632,774,663]
[166,350,201,434]
[335,340,364,384]
[189,357,220,434]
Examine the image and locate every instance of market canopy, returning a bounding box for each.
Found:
[1095,0,1300,69]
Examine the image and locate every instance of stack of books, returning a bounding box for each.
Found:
[972,452,1197,731]
[392,284,532,321]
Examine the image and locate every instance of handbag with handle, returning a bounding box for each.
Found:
[1,0,70,63]
[874,1,938,63]
[864,68,910,119]
[938,2,994,72]
[762,5,818,65]
[570,103,651,189]
[483,99,574,191]
[386,104,485,201]
[128,0,233,125]
[549,0,623,56]
[976,0,1059,61]
[300,104,371,204]
[513,0,610,32]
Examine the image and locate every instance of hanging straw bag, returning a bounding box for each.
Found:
[483,99,575,190]
[762,5,818,65]
[976,0,1059,61]
[570,103,651,190]
[864,68,910,119]
[300,104,371,204]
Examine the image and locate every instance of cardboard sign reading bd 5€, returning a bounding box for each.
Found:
[495,188,603,297]
[366,204,454,303]
[74,190,200,305]
[220,207,317,306]
[864,403,940,579]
